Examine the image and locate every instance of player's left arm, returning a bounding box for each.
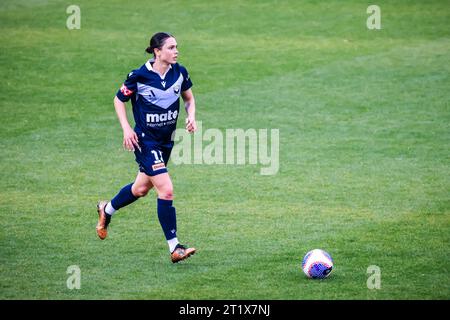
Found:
[182,88,197,133]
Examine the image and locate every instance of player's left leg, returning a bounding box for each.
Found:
[150,172,196,263]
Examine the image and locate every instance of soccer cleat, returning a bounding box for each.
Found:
[171,244,196,263]
[96,200,110,240]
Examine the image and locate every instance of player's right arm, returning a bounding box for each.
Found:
[115,71,140,152]
[113,96,139,152]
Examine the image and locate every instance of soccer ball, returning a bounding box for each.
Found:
[302,249,334,279]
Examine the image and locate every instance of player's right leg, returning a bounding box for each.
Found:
[96,172,153,240]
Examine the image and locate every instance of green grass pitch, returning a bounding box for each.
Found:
[0,0,449,299]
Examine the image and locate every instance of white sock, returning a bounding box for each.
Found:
[168,237,179,253]
[105,202,117,216]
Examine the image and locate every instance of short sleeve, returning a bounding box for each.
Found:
[116,70,139,102]
[180,66,193,92]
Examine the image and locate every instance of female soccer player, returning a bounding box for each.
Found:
[96,32,197,263]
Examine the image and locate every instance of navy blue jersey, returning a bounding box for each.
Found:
[116,60,193,144]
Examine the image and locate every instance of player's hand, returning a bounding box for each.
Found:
[123,127,141,152]
[185,116,197,133]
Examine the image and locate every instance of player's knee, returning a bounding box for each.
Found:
[133,185,150,197]
[158,189,174,200]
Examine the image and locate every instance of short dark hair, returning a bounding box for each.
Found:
[145,32,174,55]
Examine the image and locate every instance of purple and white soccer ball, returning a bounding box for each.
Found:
[302,249,334,279]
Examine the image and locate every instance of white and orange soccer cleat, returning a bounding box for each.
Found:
[171,244,196,263]
[96,200,109,240]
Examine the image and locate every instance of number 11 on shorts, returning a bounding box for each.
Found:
[151,150,163,164]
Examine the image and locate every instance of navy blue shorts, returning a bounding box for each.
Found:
[134,141,173,176]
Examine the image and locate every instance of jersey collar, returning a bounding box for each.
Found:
[145,59,172,79]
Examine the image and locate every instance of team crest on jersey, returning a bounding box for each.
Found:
[173,85,180,94]
[120,84,134,96]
